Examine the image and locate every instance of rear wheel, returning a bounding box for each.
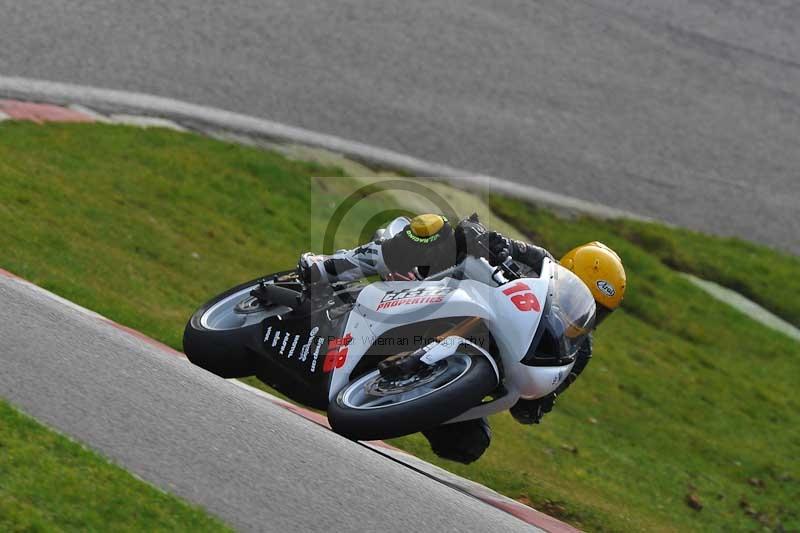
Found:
[327,349,497,441]
[183,272,297,377]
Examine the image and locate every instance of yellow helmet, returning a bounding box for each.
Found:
[560,242,626,316]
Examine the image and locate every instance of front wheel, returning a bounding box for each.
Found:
[327,350,498,441]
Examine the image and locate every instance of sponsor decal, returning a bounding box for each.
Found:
[376,286,454,311]
[596,280,616,297]
[287,334,300,358]
[353,245,378,255]
[323,333,353,373]
[310,337,325,372]
[502,281,541,312]
[298,326,321,362]
[405,229,440,244]
[280,332,290,355]
[263,326,319,362]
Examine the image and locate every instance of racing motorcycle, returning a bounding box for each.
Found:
[184,217,596,441]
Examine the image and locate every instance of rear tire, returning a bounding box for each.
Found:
[183,273,297,378]
[328,350,497,441]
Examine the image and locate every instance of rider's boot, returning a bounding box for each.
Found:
[422,418,491,464]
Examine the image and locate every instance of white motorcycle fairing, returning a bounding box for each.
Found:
[329,257,577,423]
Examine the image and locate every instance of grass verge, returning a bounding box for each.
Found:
[1,122,798,532]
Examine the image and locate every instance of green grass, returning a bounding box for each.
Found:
[605,218,800,328]
[430,195,798,531]
[1,122,798,532]
[0,399,230,532]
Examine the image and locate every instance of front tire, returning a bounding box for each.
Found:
[327,350,498,441]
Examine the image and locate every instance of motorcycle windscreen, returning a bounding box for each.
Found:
[553,265,596,348]
[522,264,596,366]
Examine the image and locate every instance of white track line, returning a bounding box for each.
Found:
[683,274,800,342]
[0,75,646,221]
[109,114,187,131]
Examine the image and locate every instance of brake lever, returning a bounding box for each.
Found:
[473,232,521,282]
[490,257,521,285]
[501,257,521,279]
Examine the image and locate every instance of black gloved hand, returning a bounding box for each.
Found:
[486,231,512,266]
[509,393,557,425]
[455,214,487,262]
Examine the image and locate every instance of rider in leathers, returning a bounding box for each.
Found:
[299,214,596,464]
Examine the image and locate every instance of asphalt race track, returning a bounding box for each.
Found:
[0,273,538,532]
[1,1,798,253]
